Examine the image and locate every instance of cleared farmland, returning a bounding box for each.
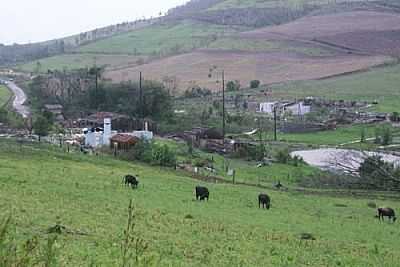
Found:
[104,50,389,91]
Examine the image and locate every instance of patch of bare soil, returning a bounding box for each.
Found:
[104,50,388,91]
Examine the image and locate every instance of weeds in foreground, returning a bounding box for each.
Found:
[0,215,58,266]
[121,200,157,267]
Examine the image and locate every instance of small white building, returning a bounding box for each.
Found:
[259,102,277,114]
[284,102,311,116]
[84,118,115,148]
[133,131,153,141]
[132,121,153,141]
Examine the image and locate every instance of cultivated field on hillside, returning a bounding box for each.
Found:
[1,141,400,266]
[207,38,334,56]
[210,0,371,10]
[241,11,400,55]
[105,50,389,91]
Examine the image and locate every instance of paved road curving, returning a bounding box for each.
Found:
[5,82,30,118]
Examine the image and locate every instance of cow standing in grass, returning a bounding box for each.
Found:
[195,186,209,201]
[259,194,271,209]
[123,175,139,189]
[377,207,396,222]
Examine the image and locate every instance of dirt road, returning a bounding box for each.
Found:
[6,81,30,118]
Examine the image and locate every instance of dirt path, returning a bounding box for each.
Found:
[6,82,30,118]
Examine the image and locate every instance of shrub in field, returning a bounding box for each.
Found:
[358,155,400,190]
[250,80,260,89]
[275,149,305,167]
[226,80,240,92]
[130,139,153,163]
[151,144,177,167]
[275,148,291,164]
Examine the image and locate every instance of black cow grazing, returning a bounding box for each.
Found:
[123,175,139,189]
[377,207,397,222]
[258,194,271,209]
[195,186,209,201]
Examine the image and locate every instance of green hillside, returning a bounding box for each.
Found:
[18,21,246,72]
[17,53,145,73]
[1,140,400,266]
[78,21,242,56]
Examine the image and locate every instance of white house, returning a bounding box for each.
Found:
[84,118,115,148]
[284,102,311,116]
[259,102,277,114]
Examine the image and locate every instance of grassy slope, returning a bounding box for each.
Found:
[1,141,400,266]
[159,138,318,185]
[17,54,145,73]
[17,21,244,72]
[273,123,399,146]
[208,38,332,56]
[267,63,400,113]
[0,85,11,107]
[78,21,240,55]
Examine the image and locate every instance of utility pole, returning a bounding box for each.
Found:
[222,70,227,173]
[95,69,98,110]
[274,106,277,141]
[139,71,143,127]
[222,70,225,143]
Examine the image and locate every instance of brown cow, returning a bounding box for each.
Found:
[377,207,396,222]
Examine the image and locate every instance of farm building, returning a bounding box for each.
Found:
[84,118,114,148]
[283,102,311,116]
[76,112,157,132]
[110,134,139,150]
[259,102,277,114]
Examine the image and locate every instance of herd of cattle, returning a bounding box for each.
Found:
[123,175,397,222]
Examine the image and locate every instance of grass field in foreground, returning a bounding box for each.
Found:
[0,85,11,107]
[0,140,399,266]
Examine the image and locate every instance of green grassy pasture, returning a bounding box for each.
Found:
[0,140,399,266]
[78,21,241,56]
[17,53,145,73]
[0,85,11,107]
